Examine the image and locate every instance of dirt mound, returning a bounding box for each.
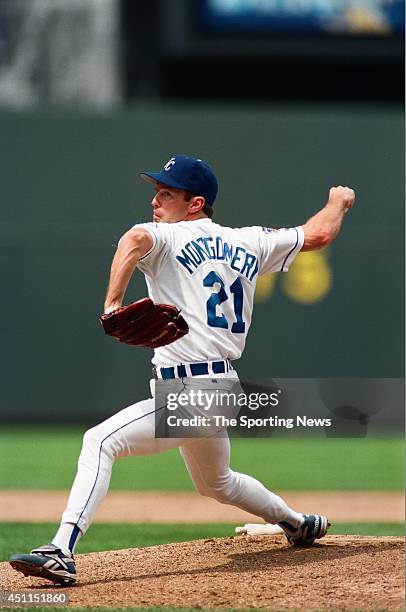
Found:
[3,535,404,610]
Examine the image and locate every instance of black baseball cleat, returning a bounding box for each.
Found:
[9,543,76,585]
[279,514,330,547]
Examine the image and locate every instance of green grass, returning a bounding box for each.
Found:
[327,523,403,536]
[0,523,233,561]
[1,522,403,562]
[0,427,403,491]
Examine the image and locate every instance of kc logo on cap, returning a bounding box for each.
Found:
[164,158,176,171]
[140,155,218,206]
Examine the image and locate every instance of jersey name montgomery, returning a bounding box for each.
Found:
[176,235,258,280]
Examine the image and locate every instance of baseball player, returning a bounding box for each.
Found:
[10,155,355,585]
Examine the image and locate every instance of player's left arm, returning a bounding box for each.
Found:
[301,186,355,251]
[104,227,154,313]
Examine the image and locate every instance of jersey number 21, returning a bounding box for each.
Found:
[203,271,245,333]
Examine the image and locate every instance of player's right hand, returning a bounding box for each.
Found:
[328,186,356,213]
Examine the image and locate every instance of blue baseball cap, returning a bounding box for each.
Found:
[140,155,218,206]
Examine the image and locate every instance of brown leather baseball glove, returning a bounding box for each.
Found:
[99,298,189,348]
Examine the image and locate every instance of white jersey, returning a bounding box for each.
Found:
[136,218,304,366]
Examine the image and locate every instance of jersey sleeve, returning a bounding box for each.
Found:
[130,222,173,276]
[256,226,304,275]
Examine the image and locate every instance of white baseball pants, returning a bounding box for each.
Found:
[53,374,303,553]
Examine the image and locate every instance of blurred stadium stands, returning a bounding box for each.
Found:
[0,0,403,108]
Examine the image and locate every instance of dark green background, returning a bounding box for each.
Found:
[0,104,403,420]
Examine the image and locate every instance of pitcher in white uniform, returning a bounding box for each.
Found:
[10,155,355,585]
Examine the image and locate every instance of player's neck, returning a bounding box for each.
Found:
[182,211,210,222]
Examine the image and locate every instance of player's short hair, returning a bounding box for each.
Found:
[202,203,214,218]
[184,190,214,218]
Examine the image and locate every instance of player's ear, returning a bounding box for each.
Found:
[188,196,205,213]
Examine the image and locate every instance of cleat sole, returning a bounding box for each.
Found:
[9,559,76,586]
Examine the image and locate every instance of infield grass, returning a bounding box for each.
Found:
[0,426,403,491]
[0,522,403,562]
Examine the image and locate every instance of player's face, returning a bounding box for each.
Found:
[151,184,191,223]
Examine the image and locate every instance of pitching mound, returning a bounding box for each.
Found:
[3,535,404,610]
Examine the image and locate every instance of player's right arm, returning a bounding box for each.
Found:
[301,186,355,251]
[104,227,153,314]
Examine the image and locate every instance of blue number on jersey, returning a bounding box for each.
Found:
[203,272,246,333]
[203,271,228,329]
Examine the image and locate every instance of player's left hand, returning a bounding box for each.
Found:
[328,186,356,213]
[99,298,189,348]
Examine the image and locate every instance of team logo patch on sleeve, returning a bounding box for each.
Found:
[262,227,280,233]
